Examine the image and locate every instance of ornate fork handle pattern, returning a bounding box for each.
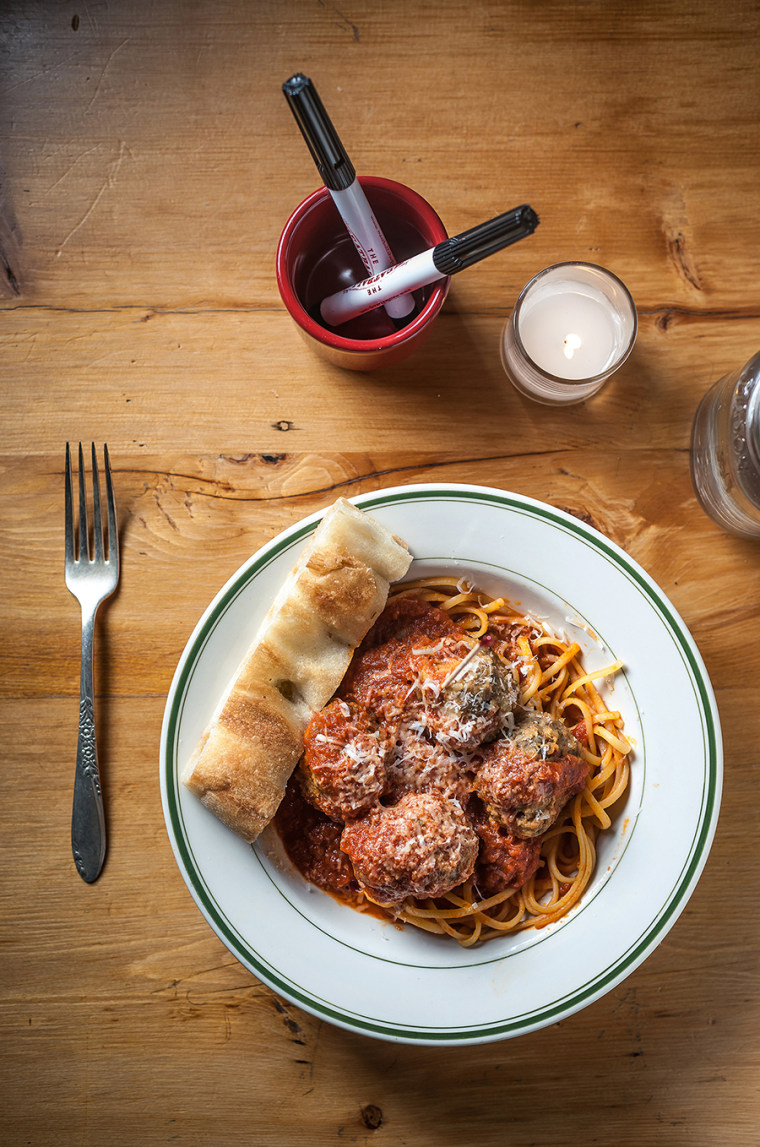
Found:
[77,697,101,792]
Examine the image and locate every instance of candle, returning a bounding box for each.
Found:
[501,263,637,405]
[519,282,618,379]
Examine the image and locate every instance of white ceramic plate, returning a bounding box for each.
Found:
[160,483,722,1045]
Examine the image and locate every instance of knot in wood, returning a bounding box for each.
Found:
[361,1104,383,1130]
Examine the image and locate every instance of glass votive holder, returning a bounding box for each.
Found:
[501,262,638,405]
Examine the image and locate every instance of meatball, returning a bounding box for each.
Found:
[508,709,583,759]
[360,596,457,648]
[300,699,387,821]
[339,599,457,722]
[474,711,589,838]
[340,791,479,906]
[405,634,518,750]
[386,732,472,807]
[473,811,542,897]
[337,638,413,723]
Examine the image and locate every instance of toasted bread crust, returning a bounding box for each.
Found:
[182,499,412,843]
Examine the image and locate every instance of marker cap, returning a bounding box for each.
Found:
[432,204,539,275]
[282,73,356,192]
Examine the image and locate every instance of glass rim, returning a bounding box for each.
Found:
[747,379,760,471]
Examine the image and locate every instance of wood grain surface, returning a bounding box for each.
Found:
[2,1,759,1144]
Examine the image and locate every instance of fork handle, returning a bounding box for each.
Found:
[72,609,106,882]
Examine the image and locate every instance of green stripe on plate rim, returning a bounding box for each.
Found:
[163,486,721,1042]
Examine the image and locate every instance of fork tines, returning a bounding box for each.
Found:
[65,442,118,568]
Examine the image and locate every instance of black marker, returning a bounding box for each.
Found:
[319,204,539,327]
[282,73,415,320]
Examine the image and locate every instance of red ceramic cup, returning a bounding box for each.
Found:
[276,176,450,371]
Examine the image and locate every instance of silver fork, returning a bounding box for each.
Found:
[64,443,120,882]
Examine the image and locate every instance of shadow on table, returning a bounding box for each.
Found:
[351,298,670,454]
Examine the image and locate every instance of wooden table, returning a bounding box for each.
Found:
[3,1,759,1142]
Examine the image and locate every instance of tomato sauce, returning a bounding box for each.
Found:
[275,774,365,906]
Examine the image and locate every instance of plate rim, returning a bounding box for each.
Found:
[160,482,723,1044]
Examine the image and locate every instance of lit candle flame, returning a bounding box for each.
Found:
[563,332,582,360]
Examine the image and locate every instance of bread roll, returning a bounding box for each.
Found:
[182,498,412,842]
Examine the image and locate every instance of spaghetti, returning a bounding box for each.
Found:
[276,575,632,947]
